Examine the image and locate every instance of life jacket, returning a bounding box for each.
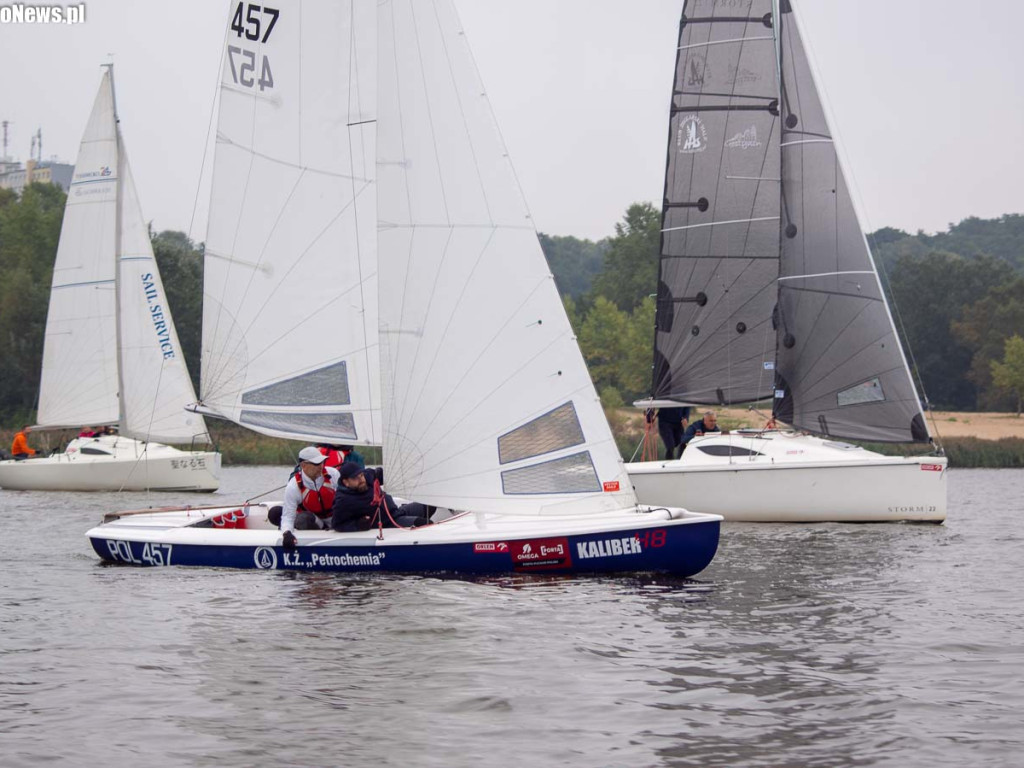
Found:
[318,446,346,469]
[294,468,337,517]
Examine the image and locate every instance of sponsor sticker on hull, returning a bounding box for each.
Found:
[510,538,572,571]
[921,464,944,472]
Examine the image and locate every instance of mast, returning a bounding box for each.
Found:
[107,63,130,436]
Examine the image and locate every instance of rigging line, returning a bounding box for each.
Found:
[663,215,778,233]
[778,270,875,281]
[678,35,775,51]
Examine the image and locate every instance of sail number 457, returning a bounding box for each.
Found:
[227,4,279,92]
[106,540,173,566]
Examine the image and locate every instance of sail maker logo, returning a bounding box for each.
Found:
[677,114,708,154]
[726,126,762,150]
[141,274,176,360]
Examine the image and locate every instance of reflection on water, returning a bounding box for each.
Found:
[0,468,1022,767]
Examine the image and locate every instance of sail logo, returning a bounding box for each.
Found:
[726,126,762,150]
[677,114,708,154]
[687,56,707,87]
[254,546,278,569]
[141,273,176,360]
[729,65,759,85]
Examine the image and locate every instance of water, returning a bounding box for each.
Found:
[1,468,1022,767]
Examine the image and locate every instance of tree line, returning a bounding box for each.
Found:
[0,182,1022,426]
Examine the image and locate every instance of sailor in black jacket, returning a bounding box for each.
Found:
[331,463,430,531]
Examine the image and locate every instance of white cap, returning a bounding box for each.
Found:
[297,447,327,464]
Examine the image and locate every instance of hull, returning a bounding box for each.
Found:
[627,432,947,523]
[0,435,220,492]
[86,503,721,576]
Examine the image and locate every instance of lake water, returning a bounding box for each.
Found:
[1,467,1022,767]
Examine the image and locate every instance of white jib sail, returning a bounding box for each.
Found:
[377,0,638,515]
[116,140,209,444]
[37,69,120,429]
[200,0,381,445]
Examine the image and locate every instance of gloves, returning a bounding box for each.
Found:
[282,530,297,551]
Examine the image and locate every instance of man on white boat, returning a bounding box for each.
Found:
[10,425,36,460]
[680,411,724,451]
[274,447,340,548]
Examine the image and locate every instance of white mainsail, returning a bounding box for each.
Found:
[38,67,207,444]
[199,0,381,446]
[377,0,637,514]
[37,69,120,429]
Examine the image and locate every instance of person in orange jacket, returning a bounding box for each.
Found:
[11,425,36,460]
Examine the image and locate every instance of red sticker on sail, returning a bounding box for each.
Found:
[602,481,620,492]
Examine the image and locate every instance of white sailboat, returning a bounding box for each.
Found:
[86,0,721,575]
[0,67,220,492]
[625,0,947,522]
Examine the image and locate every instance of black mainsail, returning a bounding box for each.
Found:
[652,0,781,407]
[650,0,930,444]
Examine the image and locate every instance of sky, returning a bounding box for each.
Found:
[2,0,1022,242]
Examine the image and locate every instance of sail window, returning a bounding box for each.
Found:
[501,451,601,495]
[241,362,351,407]
[837,378,886,407]
[497,402,585,465]
[239,410,357,440]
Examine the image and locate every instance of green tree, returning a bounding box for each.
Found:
[590,202,660,312]
[0,183,66,422]
[952,278,1024,410]
[884,252,1015,409]
[539,232,608,301]
[578,296,630,406]
[990,335,1024,416]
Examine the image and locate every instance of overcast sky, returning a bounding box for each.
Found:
[2,0,1021,242]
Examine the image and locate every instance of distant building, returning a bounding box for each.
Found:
[0,158,75,194]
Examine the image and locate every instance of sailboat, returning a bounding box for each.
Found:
[0,67,220,492]
[85,0,721,574]
[625,0,947,522]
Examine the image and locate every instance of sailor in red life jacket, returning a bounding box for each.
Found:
[278,446,340,549]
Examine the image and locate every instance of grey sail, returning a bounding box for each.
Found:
[651,0,781,406]
[773,2,929,443]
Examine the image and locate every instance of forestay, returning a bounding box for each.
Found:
[773,1,928,442]
[652,0,781,407]
[199,0,382,445]
[37,70,120,429]
[377,0,636,514]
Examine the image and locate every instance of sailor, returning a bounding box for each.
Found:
[10,425,37,460]
[331,463,430,532]
[653,406,690,460]
[680,410,723,450]
[273,446,340,549]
